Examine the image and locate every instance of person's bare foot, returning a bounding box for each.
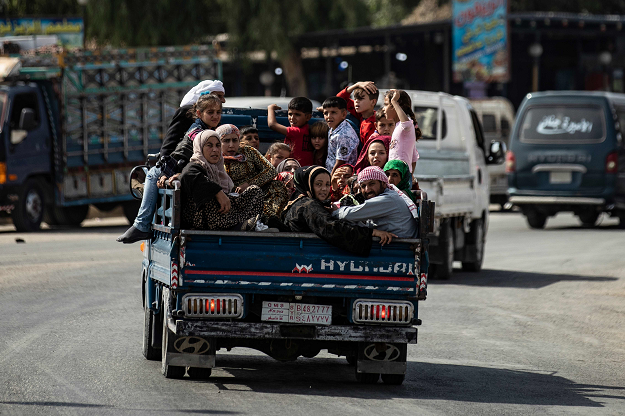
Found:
[116,226,151,243]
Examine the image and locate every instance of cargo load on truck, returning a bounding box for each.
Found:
[0,46,221,231]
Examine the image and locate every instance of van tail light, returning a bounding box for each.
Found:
[505,151,516,173]
[606,151,618,174]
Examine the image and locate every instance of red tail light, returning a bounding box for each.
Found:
[606,151,618,174]
[505,151,516,173]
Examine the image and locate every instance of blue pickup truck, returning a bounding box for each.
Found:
[0,46,220,231]
[137,180,434,384]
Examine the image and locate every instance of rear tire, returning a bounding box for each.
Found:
[525,210,547,229]
[462,219,484,272]
[381,373,405,385]
[143,302,160,361]
[187,367,212,379]
[578,212,599,227]
[355,371,379,384]
[122,201,140,224]
[12,179,45,232]
[436,220,454,280]
[53,205,89,227]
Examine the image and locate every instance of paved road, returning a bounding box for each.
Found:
[0,213,624,415]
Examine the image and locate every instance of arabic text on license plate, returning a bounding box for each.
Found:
[261,302,332,325]
[550,171,572,184]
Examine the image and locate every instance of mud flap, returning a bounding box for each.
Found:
[164,332,216,369]
[356,342,407,375]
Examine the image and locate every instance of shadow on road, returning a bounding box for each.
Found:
[0,401,241,414]
[187,355,625,407]
[431,268,617,289]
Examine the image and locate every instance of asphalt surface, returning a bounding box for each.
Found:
[0,212,624,415]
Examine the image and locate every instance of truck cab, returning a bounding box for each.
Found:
[384,90,505,279]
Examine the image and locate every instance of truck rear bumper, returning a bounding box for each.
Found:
[509,196,606,205]
[172,319,418,344]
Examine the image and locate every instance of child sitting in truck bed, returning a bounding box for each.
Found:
[219,124,288,218]
[180,130,264,231]
[336,80,379,143]
[384,90,420,173]
[323,97,360,176]
[265,142,291,168]
[282,166,396,255]
[267,97,314,166]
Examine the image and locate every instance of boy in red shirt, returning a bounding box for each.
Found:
[336,81,379,143]
[268,97,313,166]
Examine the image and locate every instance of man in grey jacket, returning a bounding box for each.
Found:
[331,166,418,239]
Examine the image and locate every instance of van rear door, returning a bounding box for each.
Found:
[514,102,611,194]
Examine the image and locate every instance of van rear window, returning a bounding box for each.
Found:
[413,107,447,140]
[519,106,605,144]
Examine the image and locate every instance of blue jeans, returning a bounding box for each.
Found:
[133,166,161,232]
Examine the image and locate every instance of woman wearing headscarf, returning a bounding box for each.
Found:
[353,133,391,174]
[282,166,396,255]
[218,124,288,218]
[275,157,301,174]
[179,130,264,230]
[383,159,417,203]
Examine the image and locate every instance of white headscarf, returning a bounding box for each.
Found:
[180,80,225,107]
[189,130,234,193]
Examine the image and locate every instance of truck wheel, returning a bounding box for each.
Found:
[381,373,405,385]
[578,212,599,228]
[436,220,454,280]
[122,201,140,224]
[462,219,484,272]
[143,303,160,361]
[525,210,547,229]
[53,205,89,227]
[12,179,45,232]
[618,211,625,229]
[161,300,185,379]
[187,367,212,379]
[355,371,379,384]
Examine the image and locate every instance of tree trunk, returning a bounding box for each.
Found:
[281,49,308,97]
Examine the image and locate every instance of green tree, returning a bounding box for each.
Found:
[86,0,225,46]
[215,0,370,96]
[1,0,79,16]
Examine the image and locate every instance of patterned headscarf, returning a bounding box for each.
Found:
[384,159,416,202]
[357,166,389,185]
[217,124,246,162]
[189,130,234,193]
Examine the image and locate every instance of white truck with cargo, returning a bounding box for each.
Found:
[407,91,505,279]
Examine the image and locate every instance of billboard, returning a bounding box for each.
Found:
[0,18,84,49]
[452,0,508,83]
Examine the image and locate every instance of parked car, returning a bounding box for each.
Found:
[507,91,625,228]
[470,97,515,208]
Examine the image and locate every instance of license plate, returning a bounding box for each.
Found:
[261,301,332,325]
[550,171,572,184]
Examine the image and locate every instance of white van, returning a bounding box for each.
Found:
[470,97,515,207]
[378,89,505,278]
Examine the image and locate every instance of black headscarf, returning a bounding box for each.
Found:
[283,166,331,213]
[293,166,330,199]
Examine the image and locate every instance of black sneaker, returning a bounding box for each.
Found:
[116,226,151,244]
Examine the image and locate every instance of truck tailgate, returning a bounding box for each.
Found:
[178,230,423,298]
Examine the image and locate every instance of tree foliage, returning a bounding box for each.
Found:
[86,0,225,47]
